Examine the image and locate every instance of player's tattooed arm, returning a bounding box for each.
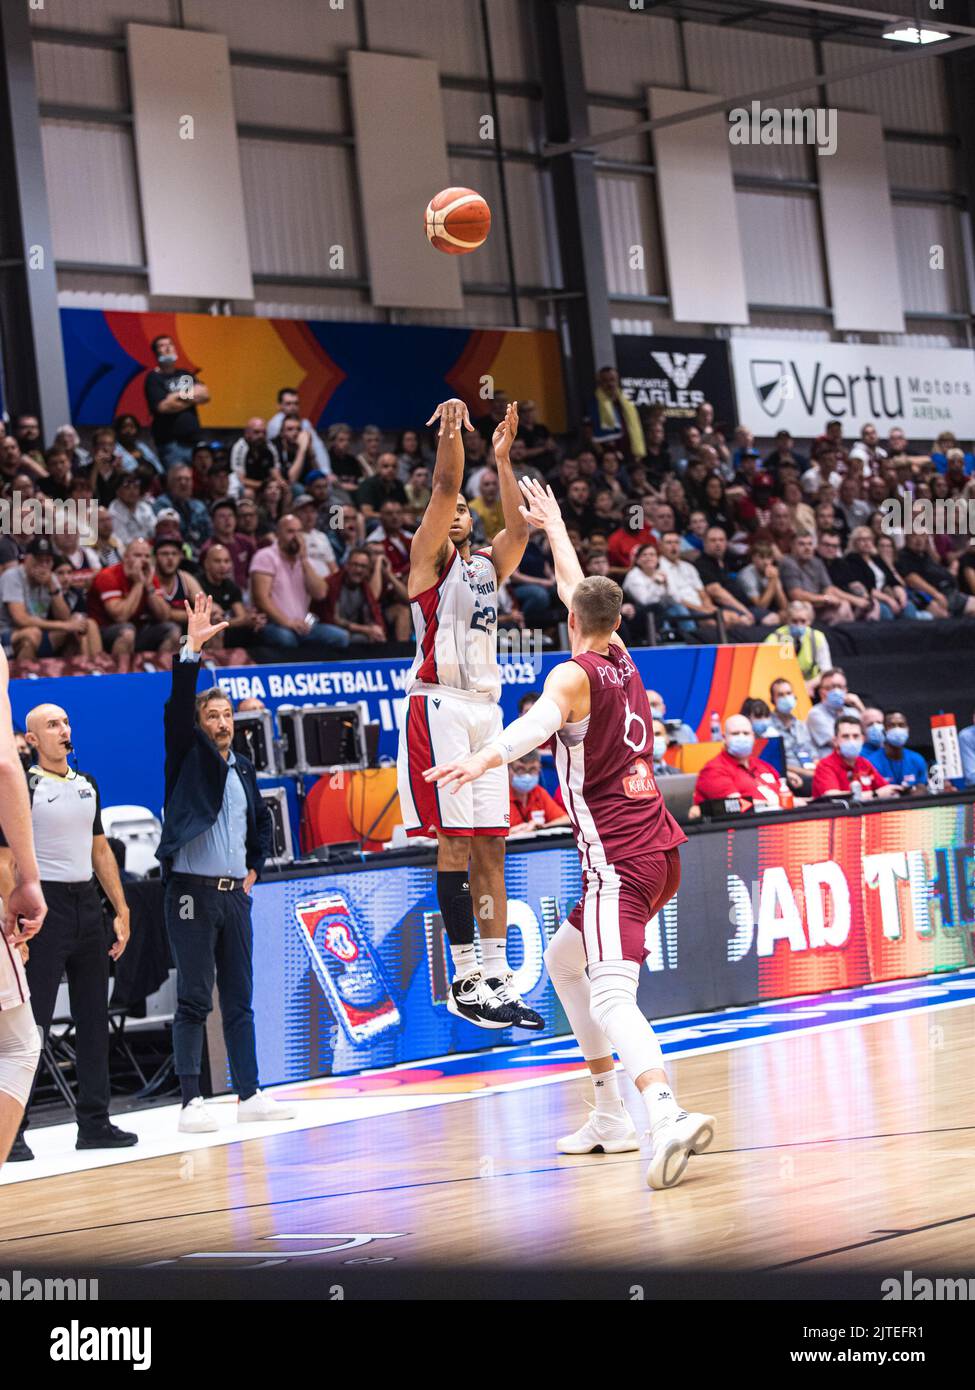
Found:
[409,400,473,594]
[489,401,530,585]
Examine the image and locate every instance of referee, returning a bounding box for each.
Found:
[0,702,137,1161]
[156,593,294,1134]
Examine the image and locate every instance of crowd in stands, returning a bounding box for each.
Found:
[4,343,975,678]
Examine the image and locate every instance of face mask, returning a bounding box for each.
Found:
[865,722,885,747]
[511,773,539,794]
[727,734,754,759]
[839,738,863,761]
[751,718,770,736]
[789,624,806,642]
[157,353,177,368]
[775,694,797,716]
[885,727,909,748]
[653,735,668,762]
[825,688,846,711]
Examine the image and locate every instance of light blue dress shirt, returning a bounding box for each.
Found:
[172,647,248,878]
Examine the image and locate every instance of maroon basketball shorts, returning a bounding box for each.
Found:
[568,846,682,965]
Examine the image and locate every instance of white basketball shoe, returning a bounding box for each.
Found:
[646,1110,716,1190]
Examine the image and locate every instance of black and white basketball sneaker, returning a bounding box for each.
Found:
[447,970,520,1029]
[487,971,546,1031]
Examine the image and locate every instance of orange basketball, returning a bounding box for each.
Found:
[424,186,491,255]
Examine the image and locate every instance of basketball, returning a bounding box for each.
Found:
[424,186,491,255]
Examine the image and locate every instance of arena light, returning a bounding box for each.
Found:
[882,23,950,44]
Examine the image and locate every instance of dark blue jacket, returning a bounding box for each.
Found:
[155,654,273,881]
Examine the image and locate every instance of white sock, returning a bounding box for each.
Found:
[450,943,479,980]
[480,938,507,978]
[591,1068,624,1116]
[642,1083,682,1133]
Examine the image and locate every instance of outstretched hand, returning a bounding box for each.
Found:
[423,750,492,793]
[426,398,474,440]
[492,401,519,460]
[185,592,229,653]
[517,476,562,531]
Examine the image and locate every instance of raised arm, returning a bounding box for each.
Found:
[486,402,529,585]
[407,399,472,595]
[517,476,585,607]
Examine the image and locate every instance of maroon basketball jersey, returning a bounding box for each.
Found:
[554,644,687,870]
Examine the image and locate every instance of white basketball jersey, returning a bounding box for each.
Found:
[407,547,500,703]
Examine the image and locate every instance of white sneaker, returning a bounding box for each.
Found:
[557,1104,640,1154]
[237,1088,297,1123]
[646,1110,716,1190]
[178,1097,219,1134]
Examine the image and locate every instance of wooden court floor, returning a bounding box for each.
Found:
[1,1004,973,1275]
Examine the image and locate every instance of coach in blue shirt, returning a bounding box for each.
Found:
[861,711,928,792]
[156,593,293,1134]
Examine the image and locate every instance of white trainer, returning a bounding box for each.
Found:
[237,1089,297,1123]
[646,1110,716,1190]
[557,1105,640,1154]
[177,1097,219,1134]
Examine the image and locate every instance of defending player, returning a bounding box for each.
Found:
[0,648,46,1168]
[397,398,542,1030]
[424,478,716,1189]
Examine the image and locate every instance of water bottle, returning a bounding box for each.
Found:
[710,711,722,742]
[778,777,794,810]
[850,779,863,804]
[928,762,945,796]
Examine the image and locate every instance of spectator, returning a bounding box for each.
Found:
[231,418,280,495]
[364,538,412,641]
[642,417,671,486]
[657,530,719,633]
[778,532,856,624]
[356,452,408,520]
[607,499,656,573]
[90,428,126,507]
[861,710,929,793]
[37,449,73,503]
[199,543,266,647]
[895,531,975,619]
[249,513,349,652]
[651,719,679,778]
[843,527,917,620]
[113,412,162,480]
[356,424,384,477]
[469,470,505,541]
[92,507,123,569]
[559,478,598,539]
[270,415,315,489]
[52,530,100,605]
[806,667,866,758]
[153,535,204,632]
[109,473,157,548]
[814,531,873,618]
[647,689,697,745]
[266,388,330,473]
[740,698,772,737]
[515,400,557,463]
[737,542,787,620]
[695,526,770,628]
[51,423,92,476]
[508,750,570,835]
[509,533,558,631]
[404,462,432,520]
[201,448,242,504]
[835,476,872,536]
[12,414,44,469]
[234,494,265,554]
[152,509,193,566]
[764,429,808,476]
[318,546,386,645]
[198,498,255,592]
[622,543,678,642]
[154,464,212,553]
[862,704,887,755]
[811,715,898,800]
[256,477,288,537]
[691,714,785,813]
[144,333,209,469]
[0,537,101,662]
[367,499,413,580]
[768,676,817,785]
[87,537,180,673]
[325,423,360,488]
[849,423,887,477]
[395,427,431,480]
[590,365,645,459]
[291,492,337,577]
[473,392,508,445]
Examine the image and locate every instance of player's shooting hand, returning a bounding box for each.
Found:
[423,752,489,794]
[426,399,474,439]
[517,476,562,531]
[492,402,519,459]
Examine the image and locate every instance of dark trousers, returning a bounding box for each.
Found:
[22,879,111,1136]
[163,877,259,1099]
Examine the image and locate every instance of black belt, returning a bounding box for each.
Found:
[169,873,246,892]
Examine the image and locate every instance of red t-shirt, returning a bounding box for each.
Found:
[608,526,655,570]
[693,748,783,809]
[88,562,162,626]
[509,783,565,828]
[811,752,888,798]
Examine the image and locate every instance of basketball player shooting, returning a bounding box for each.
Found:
[425,477,716,1189]
[397,397,542,1031]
